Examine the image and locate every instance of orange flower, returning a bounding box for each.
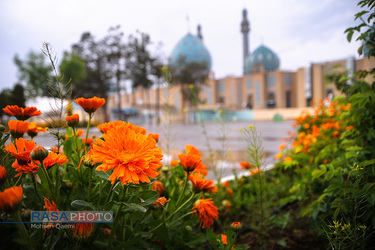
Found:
[149,133,159,142]
[192,198,219,229]
[303,123,310,129]
[220,234,227,245]
[0,166,7,185]
[12,160,39,177]
[283,156,293,162]
[278,143,286,151]
[98,121,147,135]
[178,153,201,173]
[239,161,254,170]
[66,114,79,127]
[50,147,63,153]
[0,186,23,213]
[43,152,68,170]
[72,212,94,240]
[152,180,164,196]
[82,138,94,146]
[274,152,283,160]
[8,120,29,139]
[222,181,230,187]
[231,221,242,231]
[170,159,179,167]
[250,168,261,175]
[226,187,233,198]
[27,122,47,138]
[185,145,201,156]
[3,105,42,120]
[76,129,84,137]
[91,124,162,185]
[151,197,168,210]
[75,96,105,114]
[43,197,58,211]
[5,138,36,163]
[189,174,217,193]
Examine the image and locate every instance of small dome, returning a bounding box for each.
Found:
[244,45,280,74]
[168,33,212,73]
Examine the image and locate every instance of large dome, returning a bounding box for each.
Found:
[244,45,280,74]
[168,33,212,73]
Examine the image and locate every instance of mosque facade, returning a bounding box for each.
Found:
[107,9,375,122]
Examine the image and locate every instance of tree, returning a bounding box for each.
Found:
[13,51,53,99]
[72,27,127,122]
[0,84,26,121]
[59,51,87,91]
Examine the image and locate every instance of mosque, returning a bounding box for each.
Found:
[107,9,375,122]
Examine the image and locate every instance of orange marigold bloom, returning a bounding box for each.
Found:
[151,197,168,210]
[192,198,219,229]
[222,200,232,210]
[98,120,147,135]
[27,122,47,138]
[50,147,63,153]
[0,165,7,185]
[8,120,29,139]
[72,212,94,240]
[189,174,217,193]
[185,145,201,156]
[149,133,159,142]
[75,96,105,114]
[66,114,79,127]
[91,124,162,185]
[231,221,242,230]
[283,156,293,162]
[278,143,286,151]
[239,161,254,170]
[226,187,233,198]
[0,186,23,213]
[222,181,230,187]
[43,197,58,211]
[3,105,42,121]
[152,180,164,196]
[12,160,39,177]
[178,153,201,173]
[250,168,261,176]
[170,159,179,167]
[220,234,228,245]
[76,129,84,137]
[82,138,94,145]
[274,152,283,160]
[5,138,36,163]
[43,152,68,170]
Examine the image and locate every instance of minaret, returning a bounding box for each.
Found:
[197,24,203,41]
[241,9,250,74]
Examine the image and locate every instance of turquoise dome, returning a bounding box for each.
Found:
[168,33,212,73]
[244,45,280,74]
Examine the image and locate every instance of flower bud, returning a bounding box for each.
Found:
[230,221,242,232]
[83,154,95,169]
[66,114,80,128]
[0,125,5,132]
[30,146,49,161]
[0,166,7,186]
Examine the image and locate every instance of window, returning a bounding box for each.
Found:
[246,78,253,89]
[284,74,292,87]
[255,81,261,106]
[266,92,276,108]
[286,91,291,108]
[174,92,179,110]
[266,74,276,88]
[218,96,225,104]
[217,81,225,93]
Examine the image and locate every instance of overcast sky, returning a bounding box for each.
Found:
[0,0,363,92]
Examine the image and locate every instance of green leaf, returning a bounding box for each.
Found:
[122,202,147,212]
[114,235,140,249]
[127,178,157,188]
[95,170,110,180]
[128,190,159,206]
[312,169,326,179]
[359,159,375,168]
[71,200,96,210]
[206,229,219,248]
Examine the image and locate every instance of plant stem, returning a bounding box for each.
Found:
[14,173,23,186]
[84,113,92,152]
[14,211,34,250]
[150,192,195,233]
[175,173,189,206]
[108,185,127,247]
[72,127,79,153]
[105,181,116,205]
[40,161,55,201]
[88,167,93,202]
